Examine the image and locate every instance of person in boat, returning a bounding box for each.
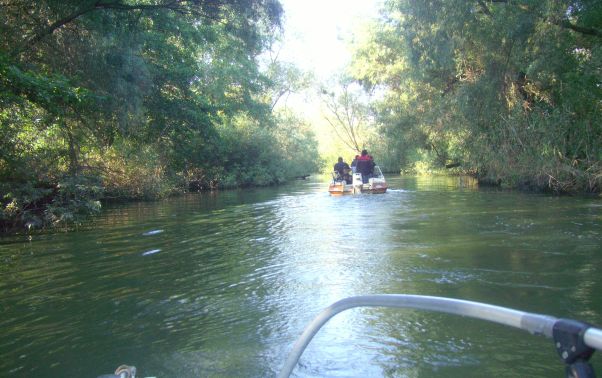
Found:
[350,155,359,173]
[355,150,375,183]
[333,157,352,184]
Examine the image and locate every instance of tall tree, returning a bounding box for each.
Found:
[0,0,301,229]
[350,0,602,191]
[320,81,375,153]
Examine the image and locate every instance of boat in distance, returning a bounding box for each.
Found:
[328,165,388,195]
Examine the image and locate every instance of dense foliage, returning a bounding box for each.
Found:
[2,1,599,231]
[350,0,601,192]
[0,0,320,231]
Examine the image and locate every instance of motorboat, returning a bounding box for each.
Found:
[353,165,388,194]
[328,171,353,195]
[328,165,388,195]
[278,294,602,378]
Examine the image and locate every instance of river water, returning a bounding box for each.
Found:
[0,175,601,377]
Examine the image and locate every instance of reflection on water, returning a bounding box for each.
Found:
[0,176,601,377]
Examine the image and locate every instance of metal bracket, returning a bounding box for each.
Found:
[553,319,596,378]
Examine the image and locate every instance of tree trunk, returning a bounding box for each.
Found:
[66,126,80,176]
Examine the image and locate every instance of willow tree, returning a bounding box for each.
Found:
[350,0,601,191]
[0,0,289,229]
[320,81,376,154]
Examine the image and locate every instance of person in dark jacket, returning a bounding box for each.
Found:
[334,157,351,183]
[355,150,375,182]
[350,155,359,174]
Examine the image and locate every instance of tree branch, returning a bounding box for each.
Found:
[558,20,602,38]
[323,115,357,152]
[19,2,97,53]
[326,100,355,143]
[15,0,221,55]
[477,0,602,38]
[95,0,187,13]
[476,0,492,17]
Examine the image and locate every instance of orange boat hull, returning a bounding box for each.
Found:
[329,183,387,195]
[367,186,387,194]
[328,183,352,195]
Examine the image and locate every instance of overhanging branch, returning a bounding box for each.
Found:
[15,0,221,55]
[475,0,602,38]
[558,20,602,38]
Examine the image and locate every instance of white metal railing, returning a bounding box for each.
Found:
[278,294,602,378]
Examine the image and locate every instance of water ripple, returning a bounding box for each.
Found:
[0,177,600,377]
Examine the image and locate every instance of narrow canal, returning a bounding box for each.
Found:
[1,176,601,377]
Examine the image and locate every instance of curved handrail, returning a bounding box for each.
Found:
[278,294,602,378]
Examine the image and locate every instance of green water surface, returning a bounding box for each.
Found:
[1,176,601,377]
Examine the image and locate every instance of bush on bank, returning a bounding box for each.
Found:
[0,111,320,233]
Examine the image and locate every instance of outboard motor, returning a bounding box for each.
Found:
[352,173,363,193]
